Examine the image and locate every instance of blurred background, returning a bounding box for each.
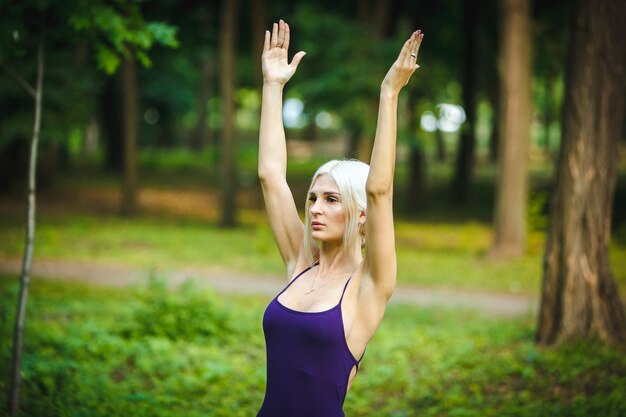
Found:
[1,0,625,416]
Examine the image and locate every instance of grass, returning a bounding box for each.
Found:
[0,277,624,417]
[1,209,625,295]
[1,153,625,416]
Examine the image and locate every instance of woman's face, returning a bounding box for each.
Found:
[308,174,345,243]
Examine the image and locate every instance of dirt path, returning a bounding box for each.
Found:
[0,258,537,317]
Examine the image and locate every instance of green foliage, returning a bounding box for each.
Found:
[120,276,233,342]
[0,0,178,150]
[293,5,390,133]
[0,278,624,417]
[528,190,549,231]
[67,1,179,73]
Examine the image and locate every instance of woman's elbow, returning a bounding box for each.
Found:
[258,167,283,184]
[366,181,393,198]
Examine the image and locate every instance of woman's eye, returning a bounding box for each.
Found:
[308,196,317,202]
[328,197,338,203]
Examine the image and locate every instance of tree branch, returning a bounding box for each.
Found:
[0,62,36,98]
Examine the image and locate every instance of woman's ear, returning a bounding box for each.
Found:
[358,210,367,247]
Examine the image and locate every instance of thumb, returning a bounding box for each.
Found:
[290,51,306,69]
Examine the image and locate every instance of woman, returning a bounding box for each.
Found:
[257,19,423,417]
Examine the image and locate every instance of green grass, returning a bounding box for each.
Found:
[0,277,624,417]
[1,211,625,295]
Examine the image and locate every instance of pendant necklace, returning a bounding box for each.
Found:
[305,274,343,295]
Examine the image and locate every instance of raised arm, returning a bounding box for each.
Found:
[363,30,424,296]
[258,20,307,275]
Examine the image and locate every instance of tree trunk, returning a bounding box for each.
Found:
[490,0,532,258]
[488,81,500,163]
[434,129,446,162]
[251,0,267,89]
[536,0,626,346]
[8,29,44,417]
[190,56,214,150]
[219,0,239,227]
[121,55,139,215]
[102,73,122,173]
[406,91,427,217]
[451,0,479,204]
[353,0,390,161]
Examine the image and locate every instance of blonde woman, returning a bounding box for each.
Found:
[257,19,423,417]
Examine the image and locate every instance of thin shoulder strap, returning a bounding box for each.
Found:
[277,263,318,297]
[338,277,352,304]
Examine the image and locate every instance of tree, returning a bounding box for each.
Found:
[219,0,239,227]
[121,53,139,215]
[490,0,532,258]
[451,0,479,205]
[0,3,177,413]
[3,23,44,417]
[536,0,626,346]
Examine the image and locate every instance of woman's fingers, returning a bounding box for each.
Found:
[278,19,286,48]
[412,31,423,65]
[398,37,412,63]
[283,22,291,50]
[263,30,270,53]
[271,22,278,48]
[290,51,306,69]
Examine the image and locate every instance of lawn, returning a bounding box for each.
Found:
[1,159,625,416]
[0,277,624,417]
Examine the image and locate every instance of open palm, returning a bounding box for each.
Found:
[382,30,424,93]
[262,20,305,85]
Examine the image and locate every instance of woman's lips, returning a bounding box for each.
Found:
[311,221,324,230]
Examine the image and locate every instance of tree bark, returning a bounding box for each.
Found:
[9,28,44,417]
[490,0,532,258]
[536,0,626,346]
[219,0,239,227]
[451,0,479,204]
[121,55,139,215]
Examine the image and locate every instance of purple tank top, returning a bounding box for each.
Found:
[257,264,361,417]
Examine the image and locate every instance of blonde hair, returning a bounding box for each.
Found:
[303,159,370,264]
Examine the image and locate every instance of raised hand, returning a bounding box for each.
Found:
[261,19,306,86]
[381,30,424,94]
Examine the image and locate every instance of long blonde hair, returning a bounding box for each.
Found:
[303,159,370,265]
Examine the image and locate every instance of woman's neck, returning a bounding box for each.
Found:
[316,241,362,277]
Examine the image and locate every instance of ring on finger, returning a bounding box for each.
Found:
[410,53,417,58]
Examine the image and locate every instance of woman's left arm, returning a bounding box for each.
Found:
[363,30,424,298]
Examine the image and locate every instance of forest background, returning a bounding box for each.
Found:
[0,0,625,416]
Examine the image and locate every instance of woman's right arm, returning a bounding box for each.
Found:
[258,20,306,275]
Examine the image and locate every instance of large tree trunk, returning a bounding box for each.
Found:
[8,29,44,417]
[121,55,139,215]
[451,0,479,204]
[490,0,532,258]
[536,0,626,346]
[219,0,239,227]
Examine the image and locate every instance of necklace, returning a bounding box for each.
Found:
[305,273,344,295]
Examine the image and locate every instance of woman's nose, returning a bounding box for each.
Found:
[310,199,322,214]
